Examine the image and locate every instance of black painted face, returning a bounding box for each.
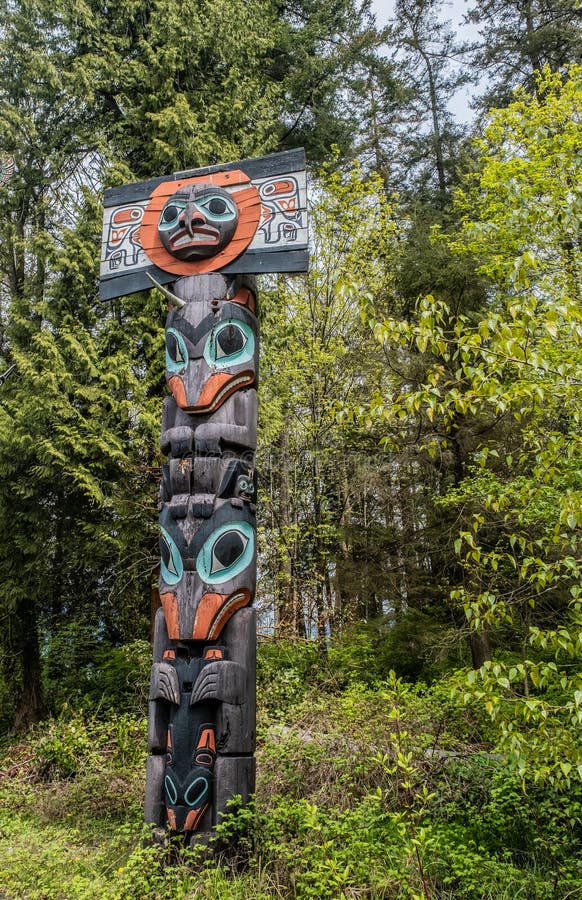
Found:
[164,714,216,833]
[159,499,256,641]
[165,300,258,413]
[158,184,239,260]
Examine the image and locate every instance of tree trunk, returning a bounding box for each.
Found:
[274,420,297,637]
[469,629,491,669]
[10,595,47,731]
[418,44,447,194]
[524,0,543,79]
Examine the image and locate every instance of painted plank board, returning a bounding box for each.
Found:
[104,148,306,207]
[100,150,308,297]
[98,250,309,300]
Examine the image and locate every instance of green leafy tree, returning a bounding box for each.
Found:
[258,164,403,640]
[371,67,582,780]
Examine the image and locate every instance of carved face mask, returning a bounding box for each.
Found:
[163,693,216,833]
[159,499,256,641]
[164,300,258,414]
[158,184,239,260]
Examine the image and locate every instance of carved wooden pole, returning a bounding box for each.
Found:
[145,271,258,836]
[100,150,307,842]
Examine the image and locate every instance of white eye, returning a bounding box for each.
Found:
[162,205,180,223]
[161,536,178,575]
[198,194,237,221]
[196,521,254,584]
[167,331,186,363]
[210,529,249,575]
[165,775,178,805]
[215,325,246,360]
[160,527,183,585]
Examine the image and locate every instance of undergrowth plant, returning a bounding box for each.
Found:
[0,657,579,899]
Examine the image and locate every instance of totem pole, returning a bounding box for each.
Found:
[100,150,308,841]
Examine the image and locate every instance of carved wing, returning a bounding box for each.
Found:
[149,662,180,705]
[190,660,245,706]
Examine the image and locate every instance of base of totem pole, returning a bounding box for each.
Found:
[145,605,257,845]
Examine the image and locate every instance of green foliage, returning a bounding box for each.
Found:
[465,0,582,110]
[0,663,580,899]
[369,65,582,785]
[0,0,394,730]
[0,3,580,898]
[327,613,471,684]
[28,710,146,783]
[258,163,405,639]
[43,634,151,715]
[257,639,324,720]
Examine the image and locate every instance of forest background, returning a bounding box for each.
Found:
[0,1,580,898]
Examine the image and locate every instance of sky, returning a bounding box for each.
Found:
[370,0,483,123]
[372,0,477,32]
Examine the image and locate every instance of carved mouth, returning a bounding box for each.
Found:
[172,227,220,248]
[168,372,254,413]
[204,374,253,412]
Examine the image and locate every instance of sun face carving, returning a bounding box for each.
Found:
[158,184,239,260]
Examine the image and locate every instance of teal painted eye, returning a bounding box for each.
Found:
[160,527,183,585]
[198,194,237,221]
[166,328,188,373]
[196,521,254,584]
[203,322,255,369]
[165,775,178,805]
[159,200,186,230]
[184,776,209,808]
[238,477,255,495]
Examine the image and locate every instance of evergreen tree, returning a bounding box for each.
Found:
[270,0,389,163]
[0,0,111,726]
[465,0,582,109]
[390,0,471,197]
